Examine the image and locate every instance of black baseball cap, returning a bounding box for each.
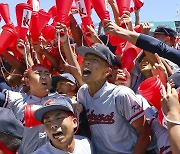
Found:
[34,96,74,122]
[77,43,121,67]
[154,25,177,39]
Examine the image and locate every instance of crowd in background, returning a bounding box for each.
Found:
[0,0,180,153]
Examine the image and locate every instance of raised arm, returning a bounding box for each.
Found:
[161,83,180,154]
[108,0,120,25]
[56,23,84,86]
[103,20,180,66]
[1,51,26,74]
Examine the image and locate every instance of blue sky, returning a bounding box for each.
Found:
[1,0,180,28]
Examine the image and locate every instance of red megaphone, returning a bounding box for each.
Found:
[116,0,131,16]
[8,26,23,59]
[91,0,124,46]
[27,0,40,11]
[114,44,123,55]
[38,9,51,34]
[16,3,33,40]
[116,0,131,29]
[48,5,57,19]
[133,0,144,10]
[90,0,110,21]
[138,76,162,110]
[24,104,42,127]
[55,0,73,27]
[133,25,141,33]
[29,11,39,41]
[121,41,141,72]
[109,34,126,46]
[75,0,94,45]
[0,3,12,24]
[30,10,50,42]
[42,24,56,42]
[75,0,93,27]
[51,17,57,27]
[0,24,18,55]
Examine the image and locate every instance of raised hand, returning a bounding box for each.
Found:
[119,11,133,31]
[85,25,103,45]
[56,23,69,43]
[140,22,151,34]
[161,83,179,119]
[103,19,121,36]
[152,53,168,86]
[16,38,30,56]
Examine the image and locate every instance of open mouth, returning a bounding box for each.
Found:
[142,64,148,69]
[83,69,91,77]
[41,82,47,85]
[53,132,63,139]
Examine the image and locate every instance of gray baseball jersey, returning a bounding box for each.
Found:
[144,106,171,154]
[3,90,61,154]
[32,135,93,154]
[77,82,144,154]
[151,119,171,154]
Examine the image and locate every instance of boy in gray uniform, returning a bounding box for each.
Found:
[76,43,152,154]
[0,64,60,153]
[33,96,93,154]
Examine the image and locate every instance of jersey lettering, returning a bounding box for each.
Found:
[86,109,115,125]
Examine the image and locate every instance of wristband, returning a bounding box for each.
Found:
[162,111,180,125]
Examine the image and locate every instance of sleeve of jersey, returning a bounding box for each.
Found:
[3,90,24,108]
[136,34,180,66]
[115,87,144,124]
[2,90,26,122]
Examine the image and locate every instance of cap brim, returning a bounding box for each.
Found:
[77,46,121,67]
[52,76,70,88]
[153,31,167,35]
[53,76,69,83]
[153,31,176,39]
[34,105,73,122]
[77,46,109,63]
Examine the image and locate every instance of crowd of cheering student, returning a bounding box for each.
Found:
[0,0,180,153]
